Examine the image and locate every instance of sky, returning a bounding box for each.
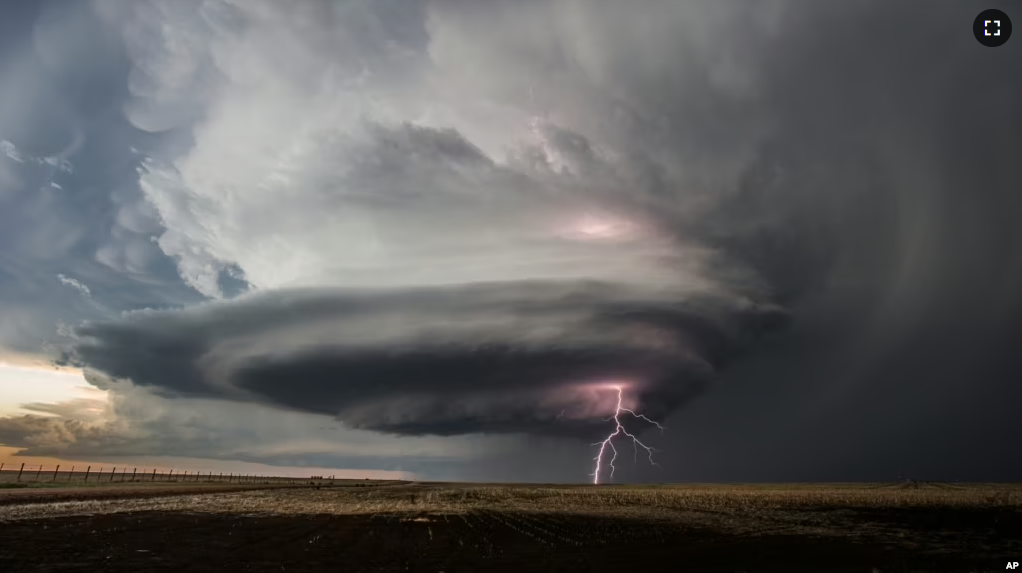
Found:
[0,0,1020,483]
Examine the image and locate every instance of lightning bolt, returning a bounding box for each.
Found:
[590,385,664,484]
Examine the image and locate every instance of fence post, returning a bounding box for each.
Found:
[110,467,116,482]
[84,465,91,482]
[183,470,188,481]
[16,462,24,482]
[168,469,173,480]
[151,468,156,481]
[0,462,4,473]
[35,464,43,481]
[132,468,137,481]
[68,465,75,482]
[52,465,60,482]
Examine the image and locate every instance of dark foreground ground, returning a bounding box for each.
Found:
[0,482,1019,572]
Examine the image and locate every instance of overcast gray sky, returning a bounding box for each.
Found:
[0,0,1019,483]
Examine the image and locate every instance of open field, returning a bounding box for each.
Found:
[1,482,1019,572]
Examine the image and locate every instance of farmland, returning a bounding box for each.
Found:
[1,481,1019,572]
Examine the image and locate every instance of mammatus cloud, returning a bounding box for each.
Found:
[0,0,207,360]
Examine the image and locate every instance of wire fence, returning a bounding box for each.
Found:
[0,462,334,485]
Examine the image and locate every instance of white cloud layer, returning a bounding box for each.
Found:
[116,0,778,301]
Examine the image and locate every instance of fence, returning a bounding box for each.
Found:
[0,462,332,485]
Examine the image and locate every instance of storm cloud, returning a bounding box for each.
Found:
[76,281,783,436]
[69,0,1022,449]
[62,0,804,440]
[2,0,1020,481]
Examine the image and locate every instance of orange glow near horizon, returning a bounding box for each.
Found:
[0,363,416,481]
[0,363,100,417]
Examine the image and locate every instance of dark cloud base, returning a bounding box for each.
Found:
[75,281,785,437]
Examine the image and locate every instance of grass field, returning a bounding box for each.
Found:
[1,481,1019,572]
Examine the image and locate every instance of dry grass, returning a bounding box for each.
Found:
[2,481,1018,525]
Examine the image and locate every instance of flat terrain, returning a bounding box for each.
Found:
[0,483,304,505]
[1,481,1019,572]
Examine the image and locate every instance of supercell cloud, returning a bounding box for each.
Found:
[71,0,797,437]
[77,282,783,436]
[3,0,1019,480]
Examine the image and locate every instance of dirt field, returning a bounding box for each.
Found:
[1,482,1019,572]
[0,483,309,506]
